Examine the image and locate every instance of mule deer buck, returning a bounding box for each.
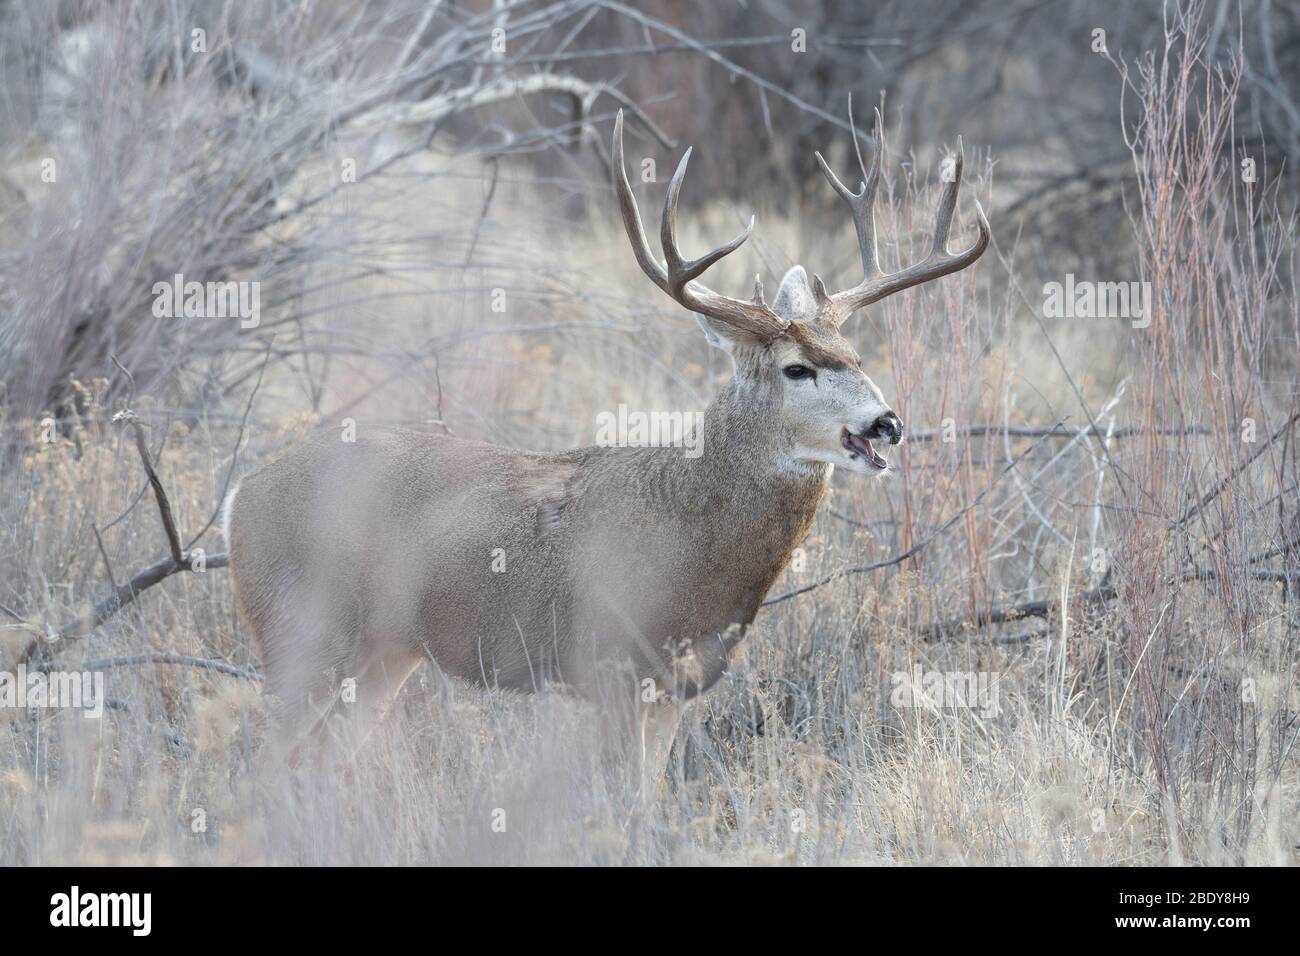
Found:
[225,102,988,783]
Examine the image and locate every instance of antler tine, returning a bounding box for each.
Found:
[929,137,964,258]
[814,98,883,281]
[611,111,670,291]
[611,109,789,341]
[612,110,670,292]
[819,101,990,326]
[660,149,755,296]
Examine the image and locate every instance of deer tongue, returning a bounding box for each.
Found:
[842,427,888,469]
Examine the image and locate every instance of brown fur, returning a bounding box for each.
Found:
[785,319,860,370]
[228,368,832,737]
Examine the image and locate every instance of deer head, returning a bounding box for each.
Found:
[612,100,989,476]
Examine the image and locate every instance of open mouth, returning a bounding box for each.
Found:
[841,426,888,470]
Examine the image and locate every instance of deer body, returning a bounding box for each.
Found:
[227,102,987,762]
[228,375,830,729]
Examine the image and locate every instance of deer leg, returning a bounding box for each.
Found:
[306,642,423,757]
[635,696,683,802]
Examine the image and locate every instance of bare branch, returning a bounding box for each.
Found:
[365,72,673,149]
[185,339,272,551]
[906,424,1211,442]
[1173,409,1300,530]
[45,407,238,642]
[32,652,260,682]
[115,411,184,565]
[53,551,230,643]
[763,422,1064,606]
[920,586,1119,641]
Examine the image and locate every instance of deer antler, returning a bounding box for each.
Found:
[612,110,790,342]
[812,95,990,327]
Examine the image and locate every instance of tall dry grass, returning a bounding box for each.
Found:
[1,1,1297,865]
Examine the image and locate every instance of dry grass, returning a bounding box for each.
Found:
[2,182,1295,865]
[1,1,1297,866]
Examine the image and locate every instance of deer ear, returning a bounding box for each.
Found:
[695,314,730,350]
[772,265,817,323]
[694,314,766,353]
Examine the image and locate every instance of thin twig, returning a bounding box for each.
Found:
[186,338,272,550]
[905,424,1210,442]
[91,523,119,595]
[52,552,230,642]
[48,406,237,641]
[33,652,261,682]
[921,586,1119,640]
[1173,409,1300,530]
[115,411,184,564]
[920,565,1295,642]
[763,421,1065,607]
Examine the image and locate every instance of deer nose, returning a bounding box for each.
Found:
[869,412,904,445]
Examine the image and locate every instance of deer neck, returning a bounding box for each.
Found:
[702,377,830,481]
[679,377,831,556]
[581,379,830,599]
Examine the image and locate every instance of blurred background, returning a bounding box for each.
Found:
[0,0,1297,865]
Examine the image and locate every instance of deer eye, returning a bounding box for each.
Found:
[783,364,815,381]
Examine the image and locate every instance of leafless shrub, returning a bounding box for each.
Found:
[0,0,668,430]
[0,0,1296,865]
